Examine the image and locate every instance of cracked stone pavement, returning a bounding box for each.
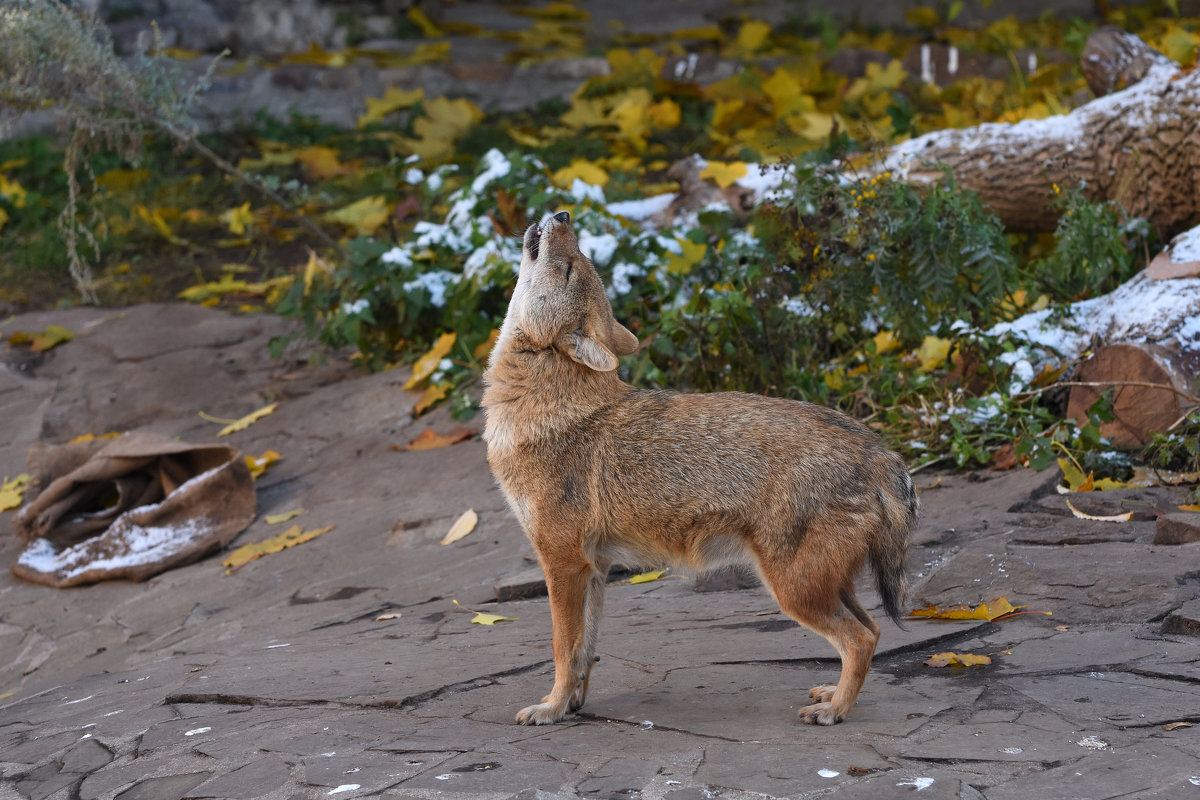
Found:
[1,304,1199,800]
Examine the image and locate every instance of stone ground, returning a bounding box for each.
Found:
[1,304,1199,800]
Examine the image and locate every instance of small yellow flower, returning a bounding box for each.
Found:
[866,253,876,262]
[1052,183,1060,194]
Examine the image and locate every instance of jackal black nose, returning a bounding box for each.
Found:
[553,211,570,223]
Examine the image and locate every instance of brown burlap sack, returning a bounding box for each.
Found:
[10,432,256,587]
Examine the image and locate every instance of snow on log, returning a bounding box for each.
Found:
[1148,225,1200,280]
[871,29,1200,235]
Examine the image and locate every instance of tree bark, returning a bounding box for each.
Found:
[871,28,1200,236]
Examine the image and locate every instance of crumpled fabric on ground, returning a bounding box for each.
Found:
[10,431,255,588]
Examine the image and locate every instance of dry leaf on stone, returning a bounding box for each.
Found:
[910,597,1027,621]
[924,652,992,667]
[200,403,278,437]
[8,325,74,353]
[440,509,478,545]
[245,449,283,479]
[0,473,32,512]
[376,612,402,621]
[1163,721,1193,731]
[404,332,456,389]
[68,432,121,444]
[402,427,475,451]
[629,569,667,584]
[1065,498,1133,522]
[222,524,335,573]
[452,598,516,626]
[265,509,306,524]
[413,383,448,416]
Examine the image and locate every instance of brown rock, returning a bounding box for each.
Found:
[1160,599,1200,636]
[448,62,516,83]
[1154,512,1200,545]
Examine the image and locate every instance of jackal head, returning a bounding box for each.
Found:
[505,211,639,372]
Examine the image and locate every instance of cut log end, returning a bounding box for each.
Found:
[1066,343,1195,448]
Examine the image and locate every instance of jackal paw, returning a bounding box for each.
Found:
[516,702,565,725]
[808,685,837,704]
[799,701,843,725]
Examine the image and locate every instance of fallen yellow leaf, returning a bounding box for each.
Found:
[666,238,707,275]
[473,329,501,362]
[68,432,121,444]
[646,98,681,129]
[245,449,282,479]
[1164,721,1194,731]
[294,146,350,179]
[629,569,666,584]
[31,325,74,353]
[1065,498,1133,523]
[413,383,448,416]
[404,96,483,160]
[358,86,425,128]
[0,473,32,512]
[1180,503,1200,512]
[96,167,151,192]
[0,690,12,700]
[924,652,992,667]
[910,597,1023,621]
[699,160,747,188]
[872,330,902,355]
[404,332,457,389]
[402,426,475,451]
[222,523,335,573]
[915,335,952,373]
[201,403,278,437]
[440,508,478,545]
[733,19,772,54]
[325,195,389,237]
[222,202,253,235]
[0,174,28,208]
[452,598,517,625]
[406,5,444,36]
[135,204,187,246]
[178,275,250,303]
[264,508,306,524]
[552,159,609,188]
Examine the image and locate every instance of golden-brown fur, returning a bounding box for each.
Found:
[482,212,917,726]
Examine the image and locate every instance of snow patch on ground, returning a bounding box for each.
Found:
[989,271,1200,360]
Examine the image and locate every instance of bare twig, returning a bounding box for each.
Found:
[1015,380,1200,407]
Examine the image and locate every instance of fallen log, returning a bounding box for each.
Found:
[872,27,1200,236]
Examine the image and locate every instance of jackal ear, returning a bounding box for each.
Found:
[609,320,639,356]
[566,330,619,372]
